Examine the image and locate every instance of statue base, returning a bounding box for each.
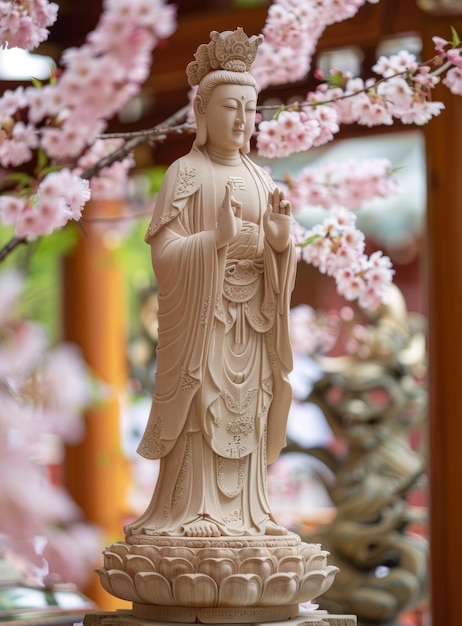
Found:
[84,608,356,626]
[96,533,339,621]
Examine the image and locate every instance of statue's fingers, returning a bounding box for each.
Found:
[223,183,232,207]
[272,187,281,209]
[231,197,242,219]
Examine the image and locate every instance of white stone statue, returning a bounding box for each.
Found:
[95,29,343,625]
[125,27,296,540]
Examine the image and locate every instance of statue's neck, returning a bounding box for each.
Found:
[206,145,242,166]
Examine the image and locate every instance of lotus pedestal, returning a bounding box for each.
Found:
[85,532,355,625]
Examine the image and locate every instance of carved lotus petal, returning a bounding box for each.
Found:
[197,548,237,561]
[239,547,271,561]
[161,546,197,560]
[300,543,322,558]
[159,556,195,579]
[103,550,124,570]
[218,574,262,607]
[320,566,340,595]
[172,573,218,608]
[305,552,328,571]
[124,554,155,577]
[110,542,130,557]
[239,556,275,579]
[95,568,112,596]
[293,568,338,604]
[259,573,299,606]
[99,569,143,602]
[131,545,161,566]
[273,547,297,559]
[198,558,237,584]
[134,571,175,605]
[279,555,305,577]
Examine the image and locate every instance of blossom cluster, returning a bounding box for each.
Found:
[74,139,136,201]
[0,0,177,238]
[255,28,462,158]
[323,50,446,127]
[294,207,394,310]
[434,34,462,95]
[285,157,400,212]
[0,270,102,587]
[0,0,58,50]
[0,169,91,238]
[252,0,379,90]
[290,303,344,356]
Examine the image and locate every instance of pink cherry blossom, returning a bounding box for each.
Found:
[0,195,26,226]
[0,86,26,120]
[253,0,381,90]
[285,158,399,212]
[447,48,462,68]
[0,0,177,242]
[443,66,462,95]
[373,50,419,77]
[6,170,91,239]
[0,0,59,50]
[0,317,47,380]
[352,94,394,127]
[396,99,445,125]
[0,121,39,167]
[256,110,321,157]
[0,271,23,321]
[0,268,100,586]
[297,206,394,309]
[40,522,103,588]
[74,139,135,200]
[377,76,414,109]
[36,344,94,444]
[290,303,341,355]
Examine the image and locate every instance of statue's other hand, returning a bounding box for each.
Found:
[264,188,292,252]
[215,183,242,248]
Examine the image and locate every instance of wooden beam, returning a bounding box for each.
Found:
[421,7,462,624]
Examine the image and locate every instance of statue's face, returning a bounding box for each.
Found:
[204,83,257,152]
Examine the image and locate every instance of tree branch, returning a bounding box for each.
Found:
[0,236,28,262]
[81,104,192,180]
[0,104,193,263]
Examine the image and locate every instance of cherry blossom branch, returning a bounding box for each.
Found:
[82,105,191,180]
[0,105,191,262]
[0,235,28,262]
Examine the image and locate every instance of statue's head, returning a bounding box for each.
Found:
[186,28,263,152]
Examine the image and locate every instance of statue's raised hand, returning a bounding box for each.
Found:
[214,183,242,249]
[263,188,292,252]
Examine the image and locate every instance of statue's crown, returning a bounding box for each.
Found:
[186,28,264,87]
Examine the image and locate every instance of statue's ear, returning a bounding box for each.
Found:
[194,95,205,119]
[193,96,207,146]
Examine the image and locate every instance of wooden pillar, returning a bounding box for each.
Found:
[421,7,462,625]
[62,200,131,611]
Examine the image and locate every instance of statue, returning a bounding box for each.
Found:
[93,29,347,626]
[125,27,296,540]
[290,286,427,623]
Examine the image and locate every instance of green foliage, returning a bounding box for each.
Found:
[451,26,461,47]
[0,224,79,340]
[114,166,166,337]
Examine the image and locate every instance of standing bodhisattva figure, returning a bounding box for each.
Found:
[125,28,297,539]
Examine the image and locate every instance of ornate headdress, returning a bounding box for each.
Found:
[186,28,264,87]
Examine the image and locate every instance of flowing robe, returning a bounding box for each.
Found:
[126,144,297,537]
